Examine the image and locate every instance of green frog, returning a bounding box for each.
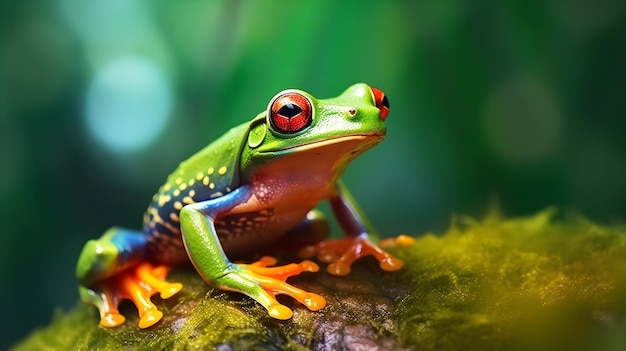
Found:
[76,83,408,329]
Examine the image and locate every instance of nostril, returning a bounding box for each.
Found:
[371,87,389,121]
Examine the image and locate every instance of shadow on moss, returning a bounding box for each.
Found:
[14,209,626,350]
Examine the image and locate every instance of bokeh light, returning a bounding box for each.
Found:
[85,57,173,153]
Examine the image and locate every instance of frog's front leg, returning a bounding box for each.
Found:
[300,180,408,275]
[179,186,325,320]
[76,228,182,328]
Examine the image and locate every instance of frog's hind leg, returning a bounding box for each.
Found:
[79,283,126,327]
[76,227,182,328]
[266,209,330,257]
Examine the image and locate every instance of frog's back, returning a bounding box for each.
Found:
[142,123,248,265]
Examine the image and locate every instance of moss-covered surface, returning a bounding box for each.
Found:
[14,209,626,350]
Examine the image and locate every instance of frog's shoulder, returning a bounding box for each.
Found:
[178,121,251,195]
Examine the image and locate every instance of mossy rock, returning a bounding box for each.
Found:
[14,209,626,350]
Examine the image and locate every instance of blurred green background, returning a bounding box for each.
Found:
[1,0,624,348]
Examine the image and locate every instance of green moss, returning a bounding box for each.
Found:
[14,209,626,350]
[390,208,626,350]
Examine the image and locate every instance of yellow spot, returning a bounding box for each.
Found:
[183,196,195,204]
[208,167,214,175]
[209,183,215,189]
[162,183,172,192]
[158,194,172,207]
[188,179,195,186]
[203,176,210,186]
[218,166,227,175]
[196,172,204,180]
[179,183,188,191]
[145,207,179,233]
[173,189,180,197]
[174,201,183,210]
[189,190,196,197]
[175,178,183,185]
[170,213,180,222]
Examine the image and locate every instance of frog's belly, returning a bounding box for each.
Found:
[215,206,312,259]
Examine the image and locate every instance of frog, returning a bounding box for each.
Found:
[76,83,408,329]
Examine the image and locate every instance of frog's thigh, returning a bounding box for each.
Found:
[280,209,330,249]
[76,227,148,286]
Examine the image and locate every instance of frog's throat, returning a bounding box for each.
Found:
[262,133,385,154]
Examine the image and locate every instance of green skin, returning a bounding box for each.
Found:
[76,83,391,323]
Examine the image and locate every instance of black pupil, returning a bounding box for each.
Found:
[382,95,390,109]
[277,103,302,118]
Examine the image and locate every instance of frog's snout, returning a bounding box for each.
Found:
[370,87,389,121]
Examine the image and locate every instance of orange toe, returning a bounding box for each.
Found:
[379,256,403,271]
[139,310,163,329]
[100,312,126,328]
[381,234,415,247]
[328,262,351,276]
[299,237,406,276]
[160,282,183,299]
[303,293,326,311]
[268,304,293,320]
[92,263,182,329]
[237,258,327,318]
[395,234,415,245]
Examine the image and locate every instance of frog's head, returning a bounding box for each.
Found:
[241,83,389,181]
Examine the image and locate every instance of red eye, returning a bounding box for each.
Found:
[371,87,389,121]
[269,92,312,134]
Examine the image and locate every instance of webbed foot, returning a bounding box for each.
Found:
[81,263,182,329]
[223,256,326,319]
[298,236,408,275]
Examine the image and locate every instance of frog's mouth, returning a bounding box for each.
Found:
[266,133,385,154]
[252,133,385,180]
